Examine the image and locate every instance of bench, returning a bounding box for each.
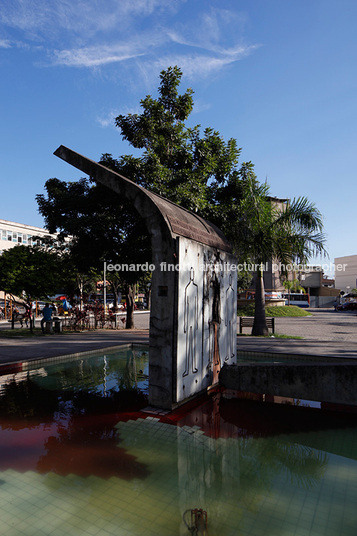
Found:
[43,318,63,333]
[239,316,275,334]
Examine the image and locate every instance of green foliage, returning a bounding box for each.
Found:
[266,305,311,317]
[282,279,305,293]
[0,245,63,302]
[237,305,311,317]
[224,172,326,265]
[36,175,151,316]
[112,66,241,215]
[36,178,150,275]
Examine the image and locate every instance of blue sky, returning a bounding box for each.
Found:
[1,0,356,275]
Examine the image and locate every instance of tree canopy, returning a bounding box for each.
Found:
[36,176,151,327]
[0,245,65,330]
[0,245,63,301]
[111,66,242,218]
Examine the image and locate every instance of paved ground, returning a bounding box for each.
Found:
[274,308,357,342]
[0,312,150,367]
[238,308,357,360]
[0,308,356,367]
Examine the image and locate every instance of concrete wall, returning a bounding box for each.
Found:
[176,237,237,403]
[309,295,337,308]
[220,362,357,406]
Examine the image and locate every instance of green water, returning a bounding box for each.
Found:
[0,346,356,535]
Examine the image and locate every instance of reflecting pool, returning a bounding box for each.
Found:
[0,346,357,535]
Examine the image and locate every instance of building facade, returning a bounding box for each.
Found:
[334,254,357,292]
[0,219,50,255]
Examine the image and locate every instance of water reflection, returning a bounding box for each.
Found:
[1,349,357,535]
[0,348,149,478]
[175,394,329,496]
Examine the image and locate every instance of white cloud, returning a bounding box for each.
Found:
[0,0,259,84]
[96,110,118,128]
[168,7,249,51]
[0,0,182,40]
[53,44,145,68]
[0,38,11,48]
[96,105,141,128]
[149,54,240,80]
[51,28,167,67]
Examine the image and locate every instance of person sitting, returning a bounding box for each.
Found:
[41,303,53,333]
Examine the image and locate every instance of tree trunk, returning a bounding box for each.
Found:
[26,302,33,333]
[109,280,121,313]
[125,285,135,329]
[145,287,151,310]
[252,266,269,336]
[112,288,119,313]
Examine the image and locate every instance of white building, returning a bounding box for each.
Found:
[334,254,357,292]
[0,218,50,255]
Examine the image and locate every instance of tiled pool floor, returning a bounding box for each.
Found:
[0,347,357,535]
[1,404,357,536]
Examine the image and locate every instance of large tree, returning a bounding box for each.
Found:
[110,66,241,217]
[0,245,64,331]
[36,177,151,328]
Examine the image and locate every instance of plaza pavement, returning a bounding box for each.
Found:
[0,308,356,368]
[238,308,357,360]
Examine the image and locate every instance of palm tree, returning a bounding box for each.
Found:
[229,172,326,335]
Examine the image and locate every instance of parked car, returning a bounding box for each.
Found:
[336,301,357,311]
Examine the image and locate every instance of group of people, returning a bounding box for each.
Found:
[2,298,124,332]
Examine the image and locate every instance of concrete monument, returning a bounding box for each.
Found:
[54,145,237,409]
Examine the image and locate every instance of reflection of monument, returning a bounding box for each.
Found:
[183,268,198,377]
[225,273,235,361]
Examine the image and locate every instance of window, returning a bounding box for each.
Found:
[12,232,17,242]
[18,233,22,243]
[7,231,12,241]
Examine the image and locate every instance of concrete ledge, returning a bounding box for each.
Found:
[219,361,357,406]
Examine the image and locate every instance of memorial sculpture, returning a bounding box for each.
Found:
[55,145,237,409]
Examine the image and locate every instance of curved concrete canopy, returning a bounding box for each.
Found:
[54,146,232,253]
